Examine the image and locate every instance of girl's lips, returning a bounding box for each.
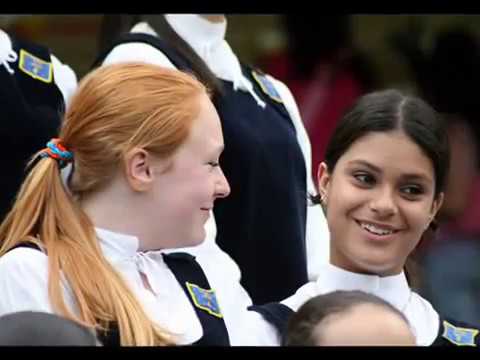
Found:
[355,219,401,232]
[355,220,401,241]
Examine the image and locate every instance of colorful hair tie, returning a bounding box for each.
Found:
[39,138,73,169]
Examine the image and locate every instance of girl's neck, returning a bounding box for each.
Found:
[80,185,156,251]
[330,258,403,278]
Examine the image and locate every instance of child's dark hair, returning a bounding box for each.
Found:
[283,290,410,346]
[309,89,449,286]
[311,88,450,204]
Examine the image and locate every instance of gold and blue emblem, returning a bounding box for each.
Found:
[442,320,479,346]
[251,70,283,103]
[18,49,53,83]
[186,282,223,318]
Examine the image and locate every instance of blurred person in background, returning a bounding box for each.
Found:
[0,17,77,222]
[261,15,376,180]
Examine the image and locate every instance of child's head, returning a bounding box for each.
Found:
[284,290,416,346]
[316,89,449,276]
[0,311,100,346]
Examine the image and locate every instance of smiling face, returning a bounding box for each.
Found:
[318,129,444,276]
[147,93,230,249]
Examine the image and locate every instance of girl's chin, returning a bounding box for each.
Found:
[347,257,400,276]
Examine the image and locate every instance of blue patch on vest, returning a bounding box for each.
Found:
[19,49,52,83]
[251,70,283,103]
[186,282,223,318]
[442,320,478,346]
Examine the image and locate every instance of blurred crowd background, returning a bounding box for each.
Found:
[2,14,480,326]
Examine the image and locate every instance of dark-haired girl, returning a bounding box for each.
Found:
[276,89,480,346]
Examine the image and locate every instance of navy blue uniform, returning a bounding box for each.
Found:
[0,34,64,221]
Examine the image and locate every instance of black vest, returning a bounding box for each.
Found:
[0,34,64,221]
[94,32,309,305]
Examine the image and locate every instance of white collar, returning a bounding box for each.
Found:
[94,227,202,343]
[136,15,265,106]
[165,15,265,104]
[134,16,231,80]
[165,14,226,56]
[130,22,158,37]
[316,263,412,311]
[95,227,140,262]
[282,263,439,345]
[164,14,231,78]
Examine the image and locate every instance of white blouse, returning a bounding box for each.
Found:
[281,263,440,346]
[0,228,278,345]
[0,228,439,346]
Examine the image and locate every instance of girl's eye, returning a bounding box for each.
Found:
[401,185,424,197]
[208,161,219,167]
[353,173,375,185]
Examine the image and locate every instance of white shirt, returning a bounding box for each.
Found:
[281,263,441,346]
[0,28,77,106]
[0,228,277,345]
[102,14,330,281]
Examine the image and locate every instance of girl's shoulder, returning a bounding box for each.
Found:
[0,242,48,280]
[0,243,53,316]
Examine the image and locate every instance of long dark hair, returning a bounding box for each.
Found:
[324,89,449,195]
[313,89,449,203]
[98,15,223,97]
[313,89,450,286]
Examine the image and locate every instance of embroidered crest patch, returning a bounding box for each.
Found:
[442,320,478,346]
[186,282,223,318]
[251,70,283,103]
[19,49,52,83]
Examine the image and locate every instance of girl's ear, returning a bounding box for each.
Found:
[124,148,154,192]
[428,192,444,228]
[317,162,331,204]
